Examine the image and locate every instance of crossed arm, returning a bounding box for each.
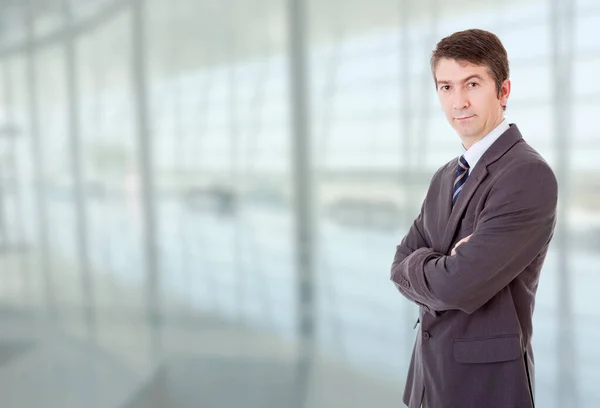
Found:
[390,162,558,315]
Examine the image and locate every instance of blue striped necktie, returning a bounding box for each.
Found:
[452,155,470,207]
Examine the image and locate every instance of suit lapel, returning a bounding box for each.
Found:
[438,164,454,233]
[440,165,488,254]
[439,123,523,255]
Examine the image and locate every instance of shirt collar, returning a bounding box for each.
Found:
[462,119,510,172]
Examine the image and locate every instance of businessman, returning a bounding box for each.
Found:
[390,29,558,408]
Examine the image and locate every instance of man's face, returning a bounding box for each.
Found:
[434,58,510,146]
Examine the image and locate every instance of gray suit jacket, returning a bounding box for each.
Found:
[390,124,558,408]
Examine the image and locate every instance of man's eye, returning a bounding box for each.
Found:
[440,85,450,91]
[468,82,479,88]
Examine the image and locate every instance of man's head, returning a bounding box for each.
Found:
[431,29,510,147]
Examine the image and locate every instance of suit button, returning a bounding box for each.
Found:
[423,331,431,340]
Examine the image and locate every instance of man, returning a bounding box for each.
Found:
[390,29,557,408]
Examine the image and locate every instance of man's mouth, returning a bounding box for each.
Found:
[456,115,475,121]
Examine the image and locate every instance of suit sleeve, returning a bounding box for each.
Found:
[394,204,430,260]
[389,170,439,307]
[390,161,558,314]
[390,205,439,312]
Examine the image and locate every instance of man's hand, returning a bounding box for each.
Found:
[451,234,472,256]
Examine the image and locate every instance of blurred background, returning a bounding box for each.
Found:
[0,0,597,407]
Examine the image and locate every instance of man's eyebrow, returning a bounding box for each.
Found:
[436,74,485,86]
[462,74,485,83]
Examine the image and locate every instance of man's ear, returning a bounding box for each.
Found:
[499,79,511,108]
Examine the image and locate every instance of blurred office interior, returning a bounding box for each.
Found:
[0,0,598,407]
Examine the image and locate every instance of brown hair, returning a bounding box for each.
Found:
[431,29,509,110]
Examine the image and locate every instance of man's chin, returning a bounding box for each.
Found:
[453,127,475,138]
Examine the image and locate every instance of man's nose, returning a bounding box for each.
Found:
[453,89,469,111]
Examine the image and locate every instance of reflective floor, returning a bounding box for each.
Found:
[0,307,403,408]
[0,249,408,408]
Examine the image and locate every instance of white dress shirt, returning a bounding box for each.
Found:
[462,119,510,175]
